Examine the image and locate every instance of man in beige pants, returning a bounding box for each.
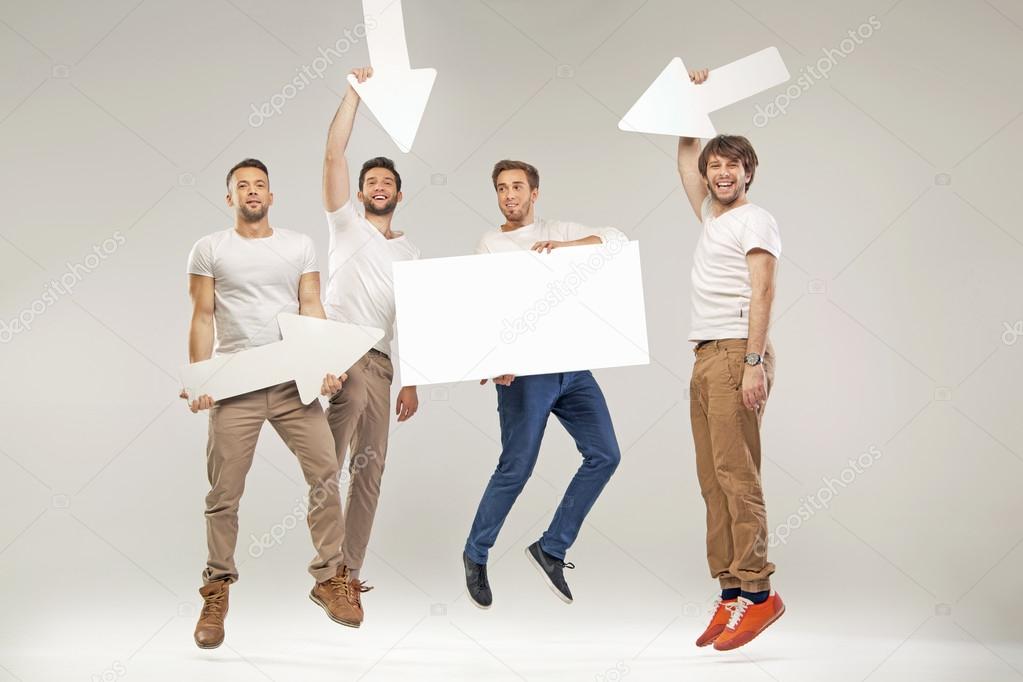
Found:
[678,69,785,651]
[319,66,421,621]
[182,158,363,649]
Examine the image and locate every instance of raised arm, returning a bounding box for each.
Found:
[323,67,372,212]
[677,68,710,221]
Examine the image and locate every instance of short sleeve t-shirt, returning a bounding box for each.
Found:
[187,227,318,355]
[476,218,627,254]
[688,196,782,342]
[323,201,420,355]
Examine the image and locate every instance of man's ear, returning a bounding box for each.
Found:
[225,193,234,207]
[267,191,274,207]
[396,190,403,203]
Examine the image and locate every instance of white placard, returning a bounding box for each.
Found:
[393,241,649,385]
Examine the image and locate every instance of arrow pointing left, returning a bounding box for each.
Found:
[619,47,790,138]
[348,0,436,153]
[180,314,384,405]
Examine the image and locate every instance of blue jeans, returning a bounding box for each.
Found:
[465,371,621,564]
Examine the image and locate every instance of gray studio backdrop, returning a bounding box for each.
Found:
[1,0,1022,678]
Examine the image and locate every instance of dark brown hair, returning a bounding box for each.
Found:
[226,158,268,189]
[698,136,759,192]
[491,159,539,190]
[359,156,402,191]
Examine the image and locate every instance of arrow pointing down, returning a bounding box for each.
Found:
[349,0,436,153]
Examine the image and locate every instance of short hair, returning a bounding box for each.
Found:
[359,157,402,192]
[698,136,759,192]
[226,158,269,189]
[491,159,539,190]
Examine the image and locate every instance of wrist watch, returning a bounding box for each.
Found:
[744,352,763,367]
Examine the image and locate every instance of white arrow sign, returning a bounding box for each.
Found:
[180,314,384,405]
[619,47,790,138]
[348,0,436,153]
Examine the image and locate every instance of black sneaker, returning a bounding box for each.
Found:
[525,541,575,603]
[463,552,492,609]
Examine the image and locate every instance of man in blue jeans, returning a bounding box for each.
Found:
[463,159,625,607]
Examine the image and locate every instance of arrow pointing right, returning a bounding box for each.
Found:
[619,47,790,138]
[349,0,436,153]
[180,314,384,405]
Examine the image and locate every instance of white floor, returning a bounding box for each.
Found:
[5,592,1020,682]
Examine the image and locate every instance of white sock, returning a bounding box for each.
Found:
[348,567,360,581]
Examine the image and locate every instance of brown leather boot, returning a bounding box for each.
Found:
[194,580,229,649]
[309,565,362,628]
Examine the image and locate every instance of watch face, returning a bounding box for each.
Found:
[744,352,762,366]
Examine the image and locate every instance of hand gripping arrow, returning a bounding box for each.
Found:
[180,314,385,405]
[348,0,436,153]
[619,47,790,138]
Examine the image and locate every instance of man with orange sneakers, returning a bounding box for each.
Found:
[678,69,785,650]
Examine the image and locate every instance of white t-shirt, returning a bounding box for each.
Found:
[324,201,420,355]
[476,217,627,254]
[187,227,318,355]
[689,196,782,342]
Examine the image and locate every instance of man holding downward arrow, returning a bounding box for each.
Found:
[182,158,362,649]
[320,67,421,624]
[462,160,626,608]
[679,69,785,650]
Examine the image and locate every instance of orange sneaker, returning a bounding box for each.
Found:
[713,592,785,651]
[695,598,737,647]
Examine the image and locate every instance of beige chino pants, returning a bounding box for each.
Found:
[326,350,394,571]
[202,380,345,585]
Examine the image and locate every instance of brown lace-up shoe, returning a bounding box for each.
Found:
[194,580,229,649]
[347,576,374,626]
[310,565,362,628]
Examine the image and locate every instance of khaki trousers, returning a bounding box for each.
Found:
[326,350,393,571]
[202,381,344,585]
[690,338,776,593]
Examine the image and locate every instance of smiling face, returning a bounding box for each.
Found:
[494,169,538,225]
[358,167,401,216]
[703,153,750,206]
[226,166,272,223]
